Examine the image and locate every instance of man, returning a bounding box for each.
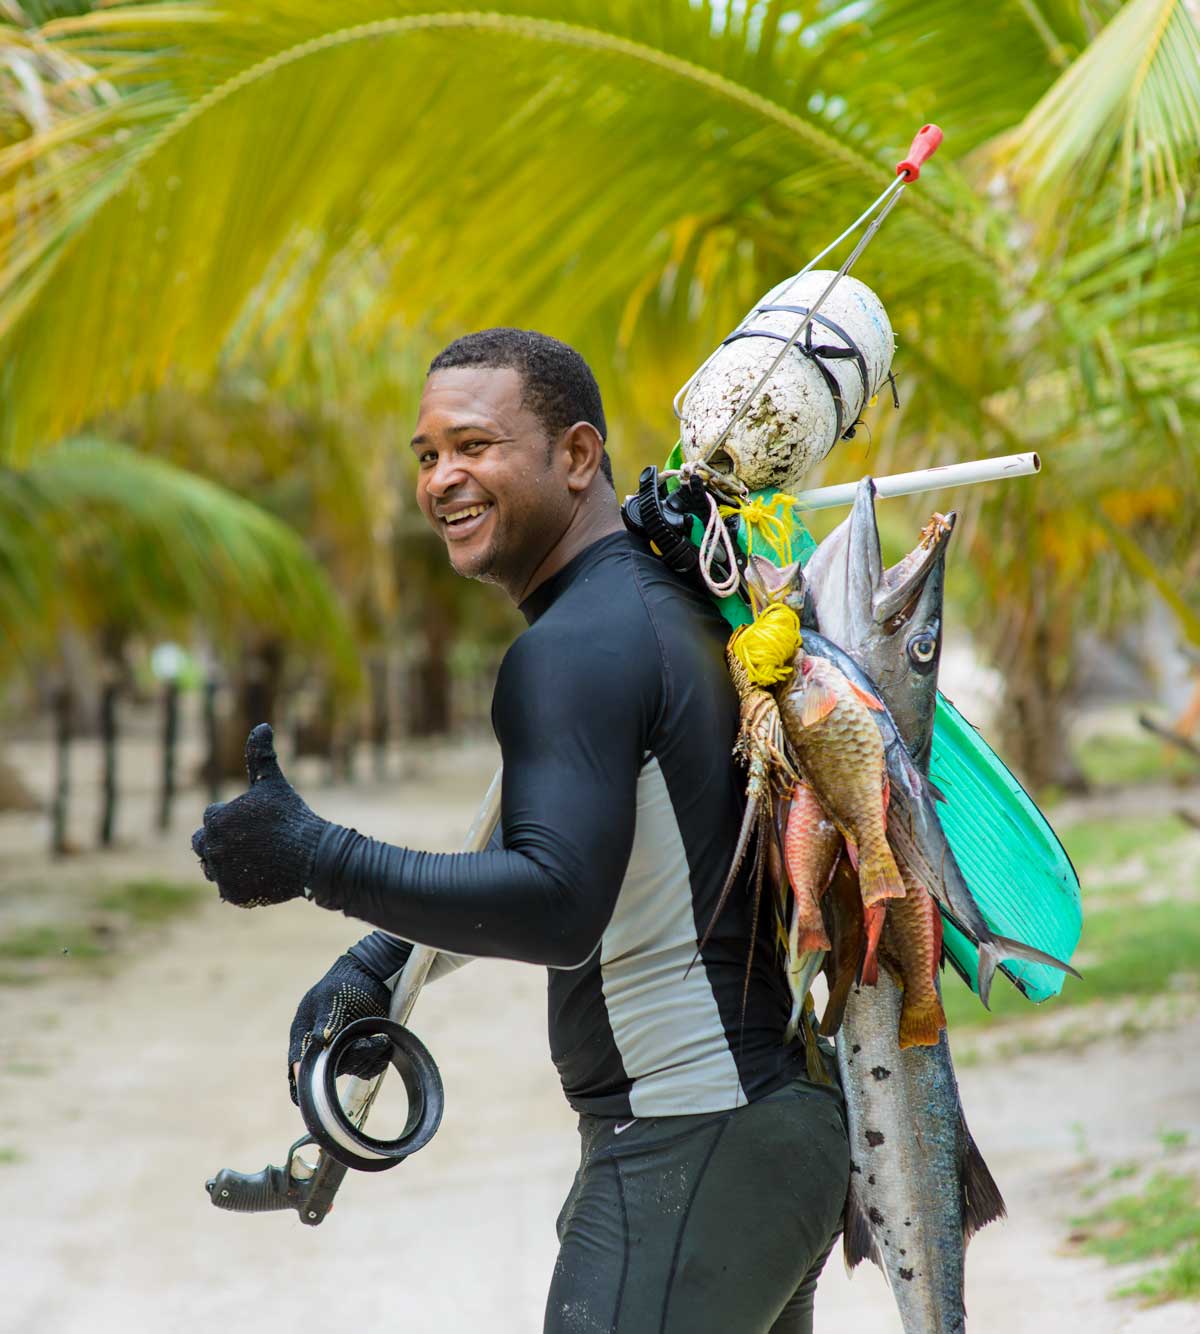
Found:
[193,328,849,1333]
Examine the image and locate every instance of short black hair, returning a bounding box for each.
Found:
[428,328,613,488]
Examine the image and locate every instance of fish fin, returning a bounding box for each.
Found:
[977,936,1082,1008]
[960,1120,1007,1245]
[820,860,862,1036]
[860,904,886,985]
[898,989,947,1048]
[927,779,948,803]
[930,904,944,984]
[842,837,859,871]
[843,1192,882,1272]
[881,770,890,815]
[848,679,885,712]
[802,1003,832,1086]
[799,683,838,727]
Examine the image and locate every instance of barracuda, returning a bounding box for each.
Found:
[804,479,1003,1331]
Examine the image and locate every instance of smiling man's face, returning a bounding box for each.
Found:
[412,365,576,597]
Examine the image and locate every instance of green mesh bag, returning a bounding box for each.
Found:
[669,447,1081,1004]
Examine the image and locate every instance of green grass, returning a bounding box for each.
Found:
[1059,813,1193,874]
[0,924,108,961]
[942,892,1200,1029]
[97,878,205,925]
[0,1147,22,1165]
[0,879,205,984]
[1073,1173,1200,1264]
[1075,732,1196,789]
[937,810,1200,1028]
[1117,1242,1200,1304]
[1071,1171,1200,1306]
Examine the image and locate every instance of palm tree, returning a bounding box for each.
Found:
[2,0,1197,786]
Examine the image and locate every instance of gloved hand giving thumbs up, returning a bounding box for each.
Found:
[191,723,329,907]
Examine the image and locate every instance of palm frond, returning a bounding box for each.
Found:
[0,436,362,681]
[0,0,1002,460]
[1001,0,1200,230]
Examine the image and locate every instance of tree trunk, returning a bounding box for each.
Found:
[0,755,40,813]
[219,639,285,777]
[995,618,1088,793]
[408,604,452,738]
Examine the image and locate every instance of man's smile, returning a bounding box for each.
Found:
[437,500,494,541]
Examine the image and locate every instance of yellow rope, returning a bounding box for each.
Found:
[728,602,802,687]
[719,491,801,612]
[721,491,805,685]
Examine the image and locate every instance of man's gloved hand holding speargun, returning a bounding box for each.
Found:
[192,723,392,1097]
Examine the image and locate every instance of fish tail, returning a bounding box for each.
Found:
[977,936,1082,1009]
[960,1117,1007,1244]
[843,1194,882,1272]
[857,837,906,908]
[898,986,947,1048]
[796,924,832,953]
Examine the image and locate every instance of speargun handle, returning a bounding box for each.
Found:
[896,124,943,180]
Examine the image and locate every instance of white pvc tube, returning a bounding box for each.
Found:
[790,452,1040,512]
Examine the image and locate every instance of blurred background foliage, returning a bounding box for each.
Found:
[1,0,1198,792]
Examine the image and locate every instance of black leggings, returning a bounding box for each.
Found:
[545,1075,849,1333]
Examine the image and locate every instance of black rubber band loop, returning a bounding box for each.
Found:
[297,1016,444,1173]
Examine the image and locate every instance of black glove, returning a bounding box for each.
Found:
[191,723,327,907]
[287,952,393,1104]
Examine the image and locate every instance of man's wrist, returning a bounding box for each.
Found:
[306,821,363,909]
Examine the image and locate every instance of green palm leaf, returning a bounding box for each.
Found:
[0,436,361,680]
[0,0,999,460]
[1002,0,1200,228]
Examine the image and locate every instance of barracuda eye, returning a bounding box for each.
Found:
[907,632,938,669]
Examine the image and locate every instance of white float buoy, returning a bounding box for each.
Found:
[679,271,895,492]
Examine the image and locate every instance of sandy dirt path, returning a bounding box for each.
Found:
[1,743,1197,1333]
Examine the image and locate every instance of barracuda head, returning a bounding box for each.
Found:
[804,478,955,769]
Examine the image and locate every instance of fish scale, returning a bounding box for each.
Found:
[776,656,905,911]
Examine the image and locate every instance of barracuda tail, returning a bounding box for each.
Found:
[960,1121,1006,1244]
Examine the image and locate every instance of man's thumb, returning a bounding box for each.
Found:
[245,723,285,786]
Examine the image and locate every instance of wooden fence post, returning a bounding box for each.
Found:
[98,680,118,847]
[159,679,180,831]
[51,685,71,857]
[203,676,221,806]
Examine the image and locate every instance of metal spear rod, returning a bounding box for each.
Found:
[673,124,944,443]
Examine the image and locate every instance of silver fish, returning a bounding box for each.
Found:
[802,483,1006,1330]
[836,986,1004,1332]
[804,477,953,773]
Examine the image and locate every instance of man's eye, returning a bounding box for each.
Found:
[417,451,437,466]
[462,440,489,452]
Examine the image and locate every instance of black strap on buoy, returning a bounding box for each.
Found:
[721,304,871,442]
[296,1016,444,1173]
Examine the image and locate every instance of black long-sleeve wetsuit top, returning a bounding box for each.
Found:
[312,530,805,1117]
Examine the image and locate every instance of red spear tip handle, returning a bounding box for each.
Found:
[896,124,943,180]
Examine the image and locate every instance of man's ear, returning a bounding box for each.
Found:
[561,421,606,493]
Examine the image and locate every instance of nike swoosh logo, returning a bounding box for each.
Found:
[613,1120,635,1135]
